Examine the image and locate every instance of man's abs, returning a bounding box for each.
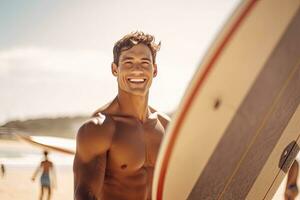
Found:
[102,167,149,200]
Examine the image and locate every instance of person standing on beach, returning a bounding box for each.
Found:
[32,151,56,200]
[0,163,5,178]
[73,31,170,200]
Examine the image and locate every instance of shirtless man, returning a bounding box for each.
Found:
[32,151,56,200]
[73,31,170,200]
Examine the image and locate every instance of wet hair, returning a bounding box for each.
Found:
[113,31,161,65]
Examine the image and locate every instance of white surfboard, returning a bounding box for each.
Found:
[15,133,75,155]
[153,0,300,199]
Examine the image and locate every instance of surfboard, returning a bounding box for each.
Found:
[15,133,75,155]
[152,0,300,199]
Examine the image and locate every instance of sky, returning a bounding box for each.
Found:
[0,0,241,124]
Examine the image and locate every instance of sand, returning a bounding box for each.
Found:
[0,166,73,200]
[0,139,73,200]
[0,139,299,200]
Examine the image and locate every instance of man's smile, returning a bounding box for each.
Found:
[127,78,147,83]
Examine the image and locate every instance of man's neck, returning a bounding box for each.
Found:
[117,89,150,122]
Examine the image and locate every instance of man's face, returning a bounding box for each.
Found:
[112,43,157,96]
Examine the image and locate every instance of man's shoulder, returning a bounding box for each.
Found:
[43,160,53,166]
[157,112,171,130]
[76,113,116,160]
[78,113,116,140]
[157,111,170,122]
[149,107,171,129]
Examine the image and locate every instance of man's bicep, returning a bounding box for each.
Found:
[74,153,107,200]
[73,116,114,199]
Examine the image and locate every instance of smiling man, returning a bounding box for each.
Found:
[73,32,170,200]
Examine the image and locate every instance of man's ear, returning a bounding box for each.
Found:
[111,62,118,76]
[153,64,158,77]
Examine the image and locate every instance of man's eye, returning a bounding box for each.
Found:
[142,62,150,65]
[124,61,133,65]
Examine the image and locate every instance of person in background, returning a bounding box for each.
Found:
[0,163,5,178]
[32,151,56,200]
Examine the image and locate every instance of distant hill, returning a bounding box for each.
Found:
[0,116,88,139]
[0,111,174,140]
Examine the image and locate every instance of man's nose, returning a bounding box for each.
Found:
[132,63,144,72]
[131,68,144,76]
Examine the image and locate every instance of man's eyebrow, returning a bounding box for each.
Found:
[141,58,151,62]
[121,56,151,62]
[121,56,134,61]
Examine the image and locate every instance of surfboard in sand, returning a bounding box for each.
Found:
[15,133,75,155]
[152,0,300,199]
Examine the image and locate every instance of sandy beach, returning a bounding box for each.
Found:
[0,166,73,200]
[0,139,299,200]
[0,139,73,200]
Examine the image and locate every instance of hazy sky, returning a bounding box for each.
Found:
[0,0,240,124]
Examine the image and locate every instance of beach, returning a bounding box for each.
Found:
[0,166,73,200]
[0,139,73,200]
[0,139,299,200]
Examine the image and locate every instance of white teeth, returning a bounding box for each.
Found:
[128,78,145,83]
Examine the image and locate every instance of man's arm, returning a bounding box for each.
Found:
[31,163,41,181]
[73,114,115,200]
[50,162,57,189]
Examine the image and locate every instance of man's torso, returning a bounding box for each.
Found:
[99,113,166,200]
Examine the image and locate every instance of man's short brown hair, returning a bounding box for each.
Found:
[113,31,161,65]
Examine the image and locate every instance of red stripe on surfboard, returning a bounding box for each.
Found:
[156,0,259,199]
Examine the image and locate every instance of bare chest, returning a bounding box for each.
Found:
[107,118,165,172]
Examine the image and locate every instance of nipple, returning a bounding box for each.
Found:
[121,164,127,170]
[214,98,221,110]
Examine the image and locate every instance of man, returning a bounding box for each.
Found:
[285,160,299,200]
[32,151,56,200]
[73,32,170,200]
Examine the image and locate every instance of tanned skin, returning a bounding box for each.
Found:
[285,160,299,200]
[73,43,170,200]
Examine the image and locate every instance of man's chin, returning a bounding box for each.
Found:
[126,89,148,97]
[119,86,149,96]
